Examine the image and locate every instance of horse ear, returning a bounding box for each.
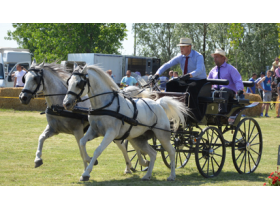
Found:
[82,65,87,74]
[38,61,44,68]
[73,62,79,72]
[31,59,36,67]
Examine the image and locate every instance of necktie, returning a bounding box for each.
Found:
[217,66,221,90]
[184,56,189,75]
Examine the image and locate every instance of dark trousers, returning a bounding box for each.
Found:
[166,79,207,121]
[214,87,235,114]
[259,89,263,101]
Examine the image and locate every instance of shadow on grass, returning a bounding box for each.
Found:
[73,170,268,186]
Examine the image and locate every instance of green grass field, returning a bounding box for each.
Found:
[0,107,279,186]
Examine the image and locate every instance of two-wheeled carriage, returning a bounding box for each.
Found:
[125,78,263,178]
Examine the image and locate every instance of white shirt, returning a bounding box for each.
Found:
[15,70,26,86]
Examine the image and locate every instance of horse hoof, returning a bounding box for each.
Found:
[167,177,175,181]
[80,176,90,181]
[35,160,43,168]
[130,168,136,173]
[94,159,98,166]
[141,177,150,181]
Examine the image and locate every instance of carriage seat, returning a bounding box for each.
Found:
[156,92,187,104]
[197,79,229,104]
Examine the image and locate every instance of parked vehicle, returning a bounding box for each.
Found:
[67,53,160,84]
[0,48,32,87]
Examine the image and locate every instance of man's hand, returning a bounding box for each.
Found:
[180,73,191,81]
[237,90,244,96]
[152,74,159,81]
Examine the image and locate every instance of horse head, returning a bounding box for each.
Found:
[63,63,88,110]
[19,59,45,105]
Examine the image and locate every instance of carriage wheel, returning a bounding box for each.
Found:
[232,118,262,174]
[161,128,193,169]
[195,126,226,178]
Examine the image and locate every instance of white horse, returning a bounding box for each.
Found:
[63,64,190,181]
[19,60,157,174]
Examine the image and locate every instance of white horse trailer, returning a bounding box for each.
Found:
[0,48,32,87]
[67,53,160,84]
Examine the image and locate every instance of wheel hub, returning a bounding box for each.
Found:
[208,148,214,157]
[246,142,251,151]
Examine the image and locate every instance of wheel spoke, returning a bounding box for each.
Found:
[236,150,244,161]
[211,157,215,175]
[251,143,260,146]
[248,150,251,172]
[212,156,220,168]
[250,148,260,156]
[134,159,139,170]
[244,150,247,173]
[249,132,259,144]
[207,158,210,176]
[239,150,246,169]
[199,154,207,161]
[248,124,256,140]
[179,152,183,167]
[248,151,257,166]
[213,153,223,157]
[213,145,222,151]
[201,157,208,170]
[130,153,137,161]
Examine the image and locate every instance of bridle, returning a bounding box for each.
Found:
[21,68,44,97]
[66,73,121,112]
[66,72,91,103]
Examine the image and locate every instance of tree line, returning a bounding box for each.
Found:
[6,23,280,80]
[133,23,280,79]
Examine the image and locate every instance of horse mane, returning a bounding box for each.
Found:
[86,65,120,91]
[42,63,71,85]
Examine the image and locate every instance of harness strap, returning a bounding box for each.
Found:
[140,98,157,129]
[46,105,88,124]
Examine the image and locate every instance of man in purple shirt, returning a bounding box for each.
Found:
[208,49,244,114]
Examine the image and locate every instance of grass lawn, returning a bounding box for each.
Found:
[0,107,279,186]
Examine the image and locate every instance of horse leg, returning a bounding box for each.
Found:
[80,130,116,181]
[115,140,133,174]
[129,139,156,181]
[34,125,56,168]
[79,125,98,164]
[73,129,92,171]
[154,130,176,181]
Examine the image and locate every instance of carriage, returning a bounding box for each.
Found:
[20,61,262,181]
[125,76,262,178]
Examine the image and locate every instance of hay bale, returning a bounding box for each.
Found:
[242,93,262,117]
[0,87,23,97]
[276,95,280,114]
[0,87,46,111]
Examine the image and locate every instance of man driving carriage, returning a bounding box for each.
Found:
[153,38,207,121]
[208,49,244,114]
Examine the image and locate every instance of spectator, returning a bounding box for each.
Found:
[168,70,173,80]
[120,70,138,88]
[255,72,265,100]
[142,72,149,83]
[270,57,279,72]
[12,65,26,87]
[135,71,141,76]
[277,82,280,118]
[173,71,179,78]
[159,75,169,91]
[275,63,280,84]
[106,70,115,82]
[246,73,257,94]
[257,70,272,117]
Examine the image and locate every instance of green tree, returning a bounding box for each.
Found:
[5,23,127,62]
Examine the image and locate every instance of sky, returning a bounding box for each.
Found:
[0,23,135,55]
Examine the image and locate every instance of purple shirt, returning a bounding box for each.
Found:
[208,62,244,93]
[275,68,280,78]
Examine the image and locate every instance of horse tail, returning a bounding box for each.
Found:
[156,96,190,131]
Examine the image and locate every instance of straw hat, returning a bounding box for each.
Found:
[211,49,227,59]
[177,38,192,46]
